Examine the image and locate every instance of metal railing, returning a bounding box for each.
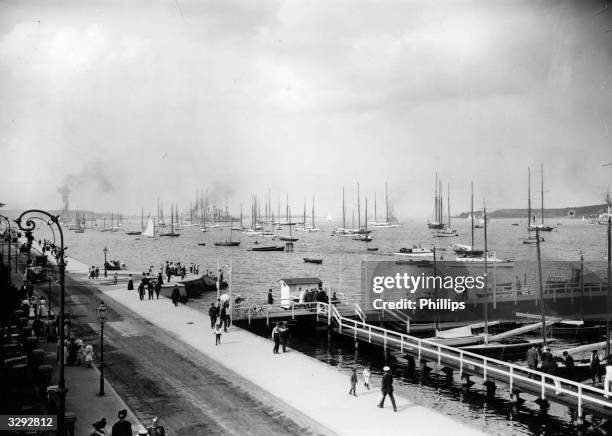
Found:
[315,302,612,416]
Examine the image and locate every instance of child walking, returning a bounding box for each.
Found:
[214,324,222,345]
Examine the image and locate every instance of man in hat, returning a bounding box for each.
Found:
[111,409,132,436]
[378,366,397,412]
[147,417,165,436]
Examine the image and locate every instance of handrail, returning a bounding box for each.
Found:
[317,301,612,414]
[354,303,365,322]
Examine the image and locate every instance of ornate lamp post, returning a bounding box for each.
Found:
[0,215,12,285]
[14,210,67,436]
[96,301,107,396]
[103,247,108,278]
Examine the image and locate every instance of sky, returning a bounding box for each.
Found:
[1,0,611,218]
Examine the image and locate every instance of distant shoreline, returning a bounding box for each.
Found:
[455,203,609,219]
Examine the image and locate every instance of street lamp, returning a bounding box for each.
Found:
[0,215,11,285]
[103,247,108,278]
[15,210,67,436]
[96,301,107,396]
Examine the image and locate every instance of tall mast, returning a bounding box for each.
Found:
[365,196,368,232]
[434,172,438,223]
[541,162,545,225]
[357,183,361,231]
[312,195,315,228]
[303,199,306,226]
[483,206,489,339]
[527,167,532,231]
[141,208,144,232]
[342,187,346,229]
[447,183,451,228]
[374,192,377,223]
[470,181,474,248]
[536,226,546,347]
[240,203,243,229]
[606,217,611,360]
[386,182,389,223]
[286,193,289,223]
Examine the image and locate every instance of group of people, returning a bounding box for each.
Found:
[165,261,187,282]
[271,322,290,353]
[209,299,231,344]
[90,411,165,436]
[347,366,396,411]
[88,266,101,279]
[298,287,328,304]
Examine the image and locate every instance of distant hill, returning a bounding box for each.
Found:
[456,204,609,219]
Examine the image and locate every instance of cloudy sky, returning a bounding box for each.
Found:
[1,0,611,218]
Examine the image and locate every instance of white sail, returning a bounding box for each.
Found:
[142,217,155,238]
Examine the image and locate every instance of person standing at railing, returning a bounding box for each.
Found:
[377,366,397,412]
[208,303,217,329]
[526,345,538,378]
[590,350,602,385]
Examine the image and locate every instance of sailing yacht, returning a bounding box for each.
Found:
[369,183,401,228]
[159,204,180,237]
[433,184,457,237]
[528,163,555,232]
[427,173,446,229]
[142,216,156,238]
[522,167,544,244]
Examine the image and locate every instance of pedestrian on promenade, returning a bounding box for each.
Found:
[526,345,538,378]
[590,350,602,384]
[209,303,217,329]
[214,323,222,345]
[113,272,118,285]
[378,366,397,412]
[111,409,132,436]
[363,367,371,390]
[349,368,358,396]
[147,417,165,436]
[127,275,134,291]
[90,418,108,436]
[171,285,180,307]
[279,321,289,352]
[138,282,145,301]
[74,338,83,366]
[84,344,94,367]
[154,280,161,299]
[89,266,94,279]
[157,272,163,285]
[95,267,100,279]
[272,322,281,354]
[147,281,154,300]
[268,289,274,305]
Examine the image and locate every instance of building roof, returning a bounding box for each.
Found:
[280,277,321,286]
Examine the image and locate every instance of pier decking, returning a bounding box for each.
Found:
[315,303,612,419]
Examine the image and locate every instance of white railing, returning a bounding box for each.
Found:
[315,302,612,416]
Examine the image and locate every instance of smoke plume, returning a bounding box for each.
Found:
[57,160,115,211]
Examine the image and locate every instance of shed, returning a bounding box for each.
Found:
[279,277,322,308]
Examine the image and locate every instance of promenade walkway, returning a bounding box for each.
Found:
[100,286,484,436]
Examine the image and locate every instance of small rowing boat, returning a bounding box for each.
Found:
[303,257,323,264]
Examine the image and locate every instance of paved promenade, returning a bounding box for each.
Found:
[100,286,483,436]
[34,244,483,435]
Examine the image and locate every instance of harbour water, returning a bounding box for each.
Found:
[50,216,611,435]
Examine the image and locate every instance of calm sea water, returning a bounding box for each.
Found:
[54,217,610,435]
